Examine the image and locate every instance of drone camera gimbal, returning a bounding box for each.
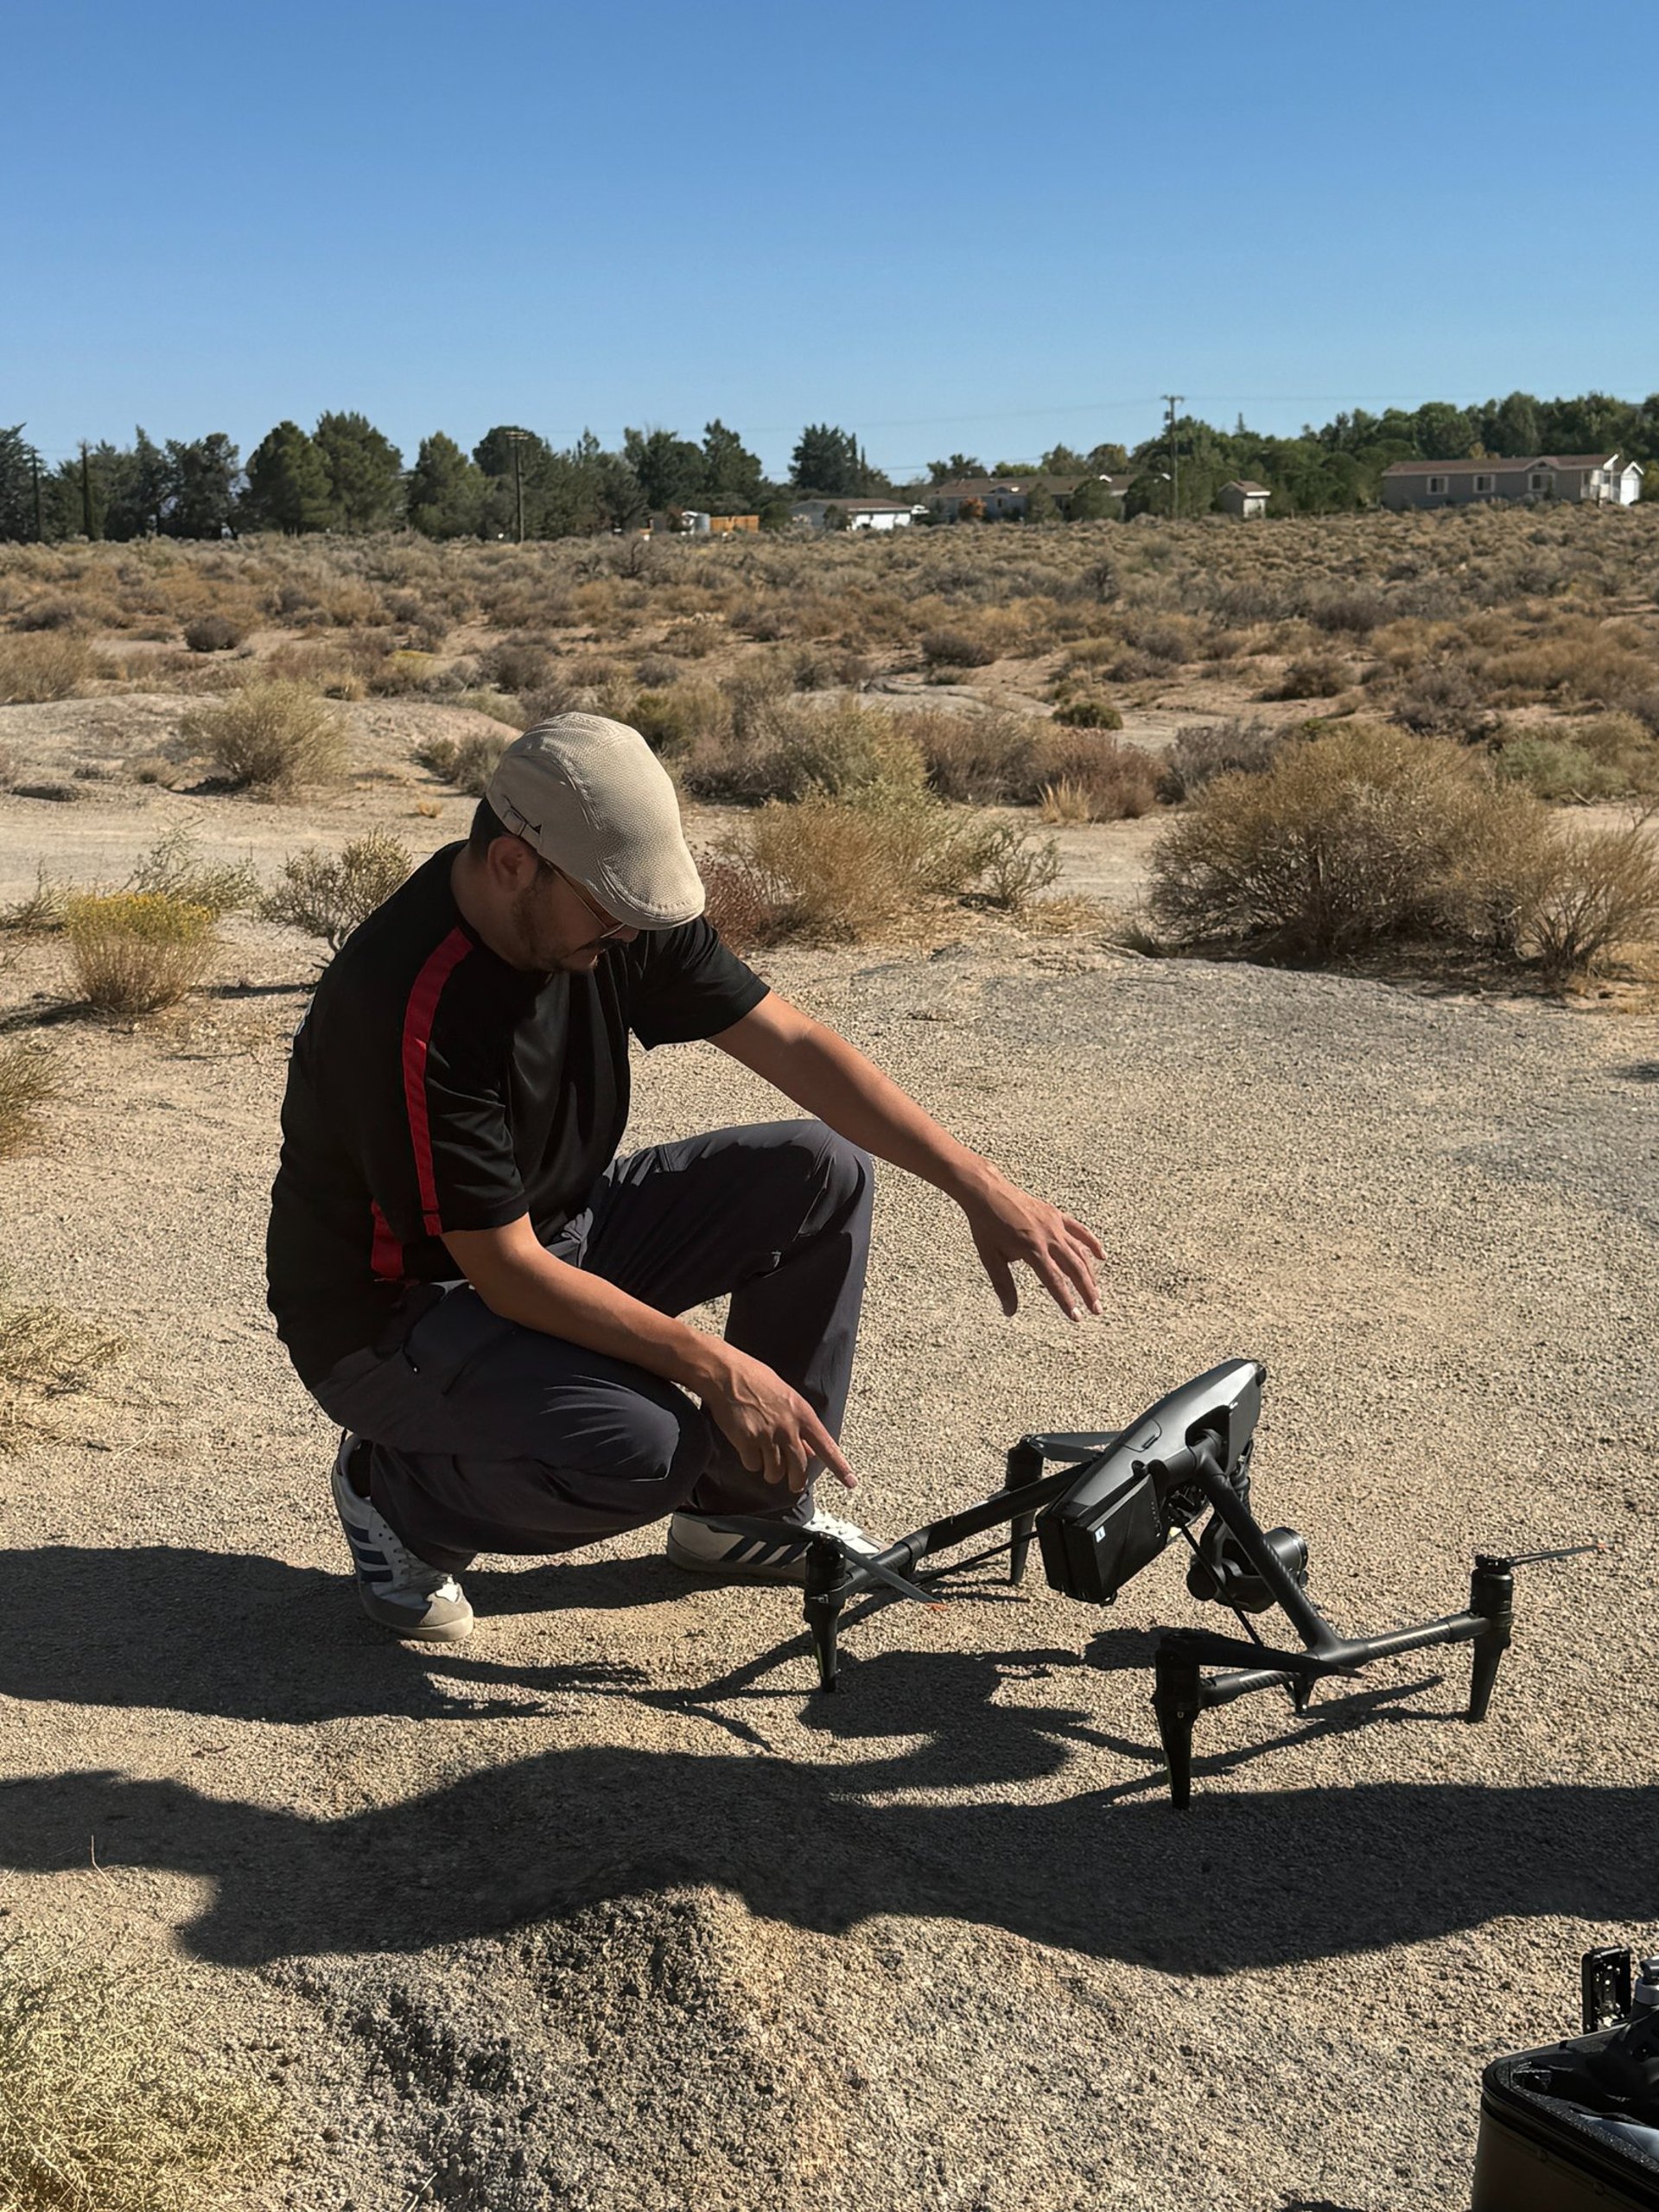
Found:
[710,1358,1595,1805]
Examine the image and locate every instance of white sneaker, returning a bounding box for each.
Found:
[666,1504,883,1583]
[330,1433,474,1641]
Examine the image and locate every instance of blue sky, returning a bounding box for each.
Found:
[4,0,1656,480]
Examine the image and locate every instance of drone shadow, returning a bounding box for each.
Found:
[4,1541,1656,1976]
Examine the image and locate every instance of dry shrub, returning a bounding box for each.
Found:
[0,632,94,703]
[628,682,728,759]
[716,789,1014,941]
[416,728,509,796]
[182,681,348,796]
[365,648,442,696]
[0,1044,57,1161]
[125,828,257,916]
[1052,697,1123,730]
[922,626,996,669]
[1495,734,1629,803]
[912,709,1046,803]
[1161,717,1287,800]
[0,1936,275,2203]
[66,892,216,1019]
[0,865,71,934]
[263,639,365,698]
[1393,659,1499,740]
[259,832,412,951]
[681,697,926,805]
[1306,589,1393,636]
[1147,724,1543,960]
[478,638,554,693]
[182,612,243,652]
[1270,653,1348,701]
[1522,814,1659,988]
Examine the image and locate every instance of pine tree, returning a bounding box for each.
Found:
[244,422,334,533]
[314,412,403,531]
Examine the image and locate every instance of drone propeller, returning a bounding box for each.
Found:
[1478,1541,1605,1571]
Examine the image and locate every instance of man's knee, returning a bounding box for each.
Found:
[799,1121,874,1217]
[587,1385,711,1496]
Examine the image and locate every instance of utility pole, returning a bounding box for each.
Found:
[1162,394,1184,518]
[79,441,95,539]
[505,428,528,543]
[30,448,42,543]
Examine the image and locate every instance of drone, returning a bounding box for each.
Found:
[709,1358,1597,1807]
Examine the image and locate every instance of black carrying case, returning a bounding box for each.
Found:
[1474,2041,1659,2212]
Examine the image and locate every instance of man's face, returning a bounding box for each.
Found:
[510,859,639,973]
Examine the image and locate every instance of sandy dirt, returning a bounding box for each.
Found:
[3,695,1656,2212]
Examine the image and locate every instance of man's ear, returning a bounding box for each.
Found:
[487,835,543,892]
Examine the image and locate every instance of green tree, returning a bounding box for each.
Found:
[244,422,334,533]
[406,433,486,537]
[164,434,241,537]
[700,419,766,510]
[927,453,983,483]
[1484,391,1541,456]
[623,426,706,512]
[314,411,403,531]
[792,424,867,495]
[96,428,172,538]
[1411,403,1477,461]
[1024,482,1058,524]
[1068,476,1119,520]
[0,426,45,541]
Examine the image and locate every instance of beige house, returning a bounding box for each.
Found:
[1218,480,1271,518]
[926,474,1130,521]
[1382,453,1643,510]
[789,496,919,533]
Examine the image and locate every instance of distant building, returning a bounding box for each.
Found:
[649,509,711,535]
[1218,480,1271,519]
[925,474,1131,522]
[708,514,760,534]
[1382,454,1643,511]
[790,497,919,533]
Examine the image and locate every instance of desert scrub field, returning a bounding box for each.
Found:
[2,506,1656,982]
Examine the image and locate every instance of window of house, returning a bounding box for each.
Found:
[1530,473,1552,492]
[1427,476,1447,495]
[1473,474,1494,493]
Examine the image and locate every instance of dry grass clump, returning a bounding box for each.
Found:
[0,1285,121,1449]
[0,865,72,935]
[1269,653,1348,701]
[1147,721,1659,985]
[0,1936,276,2206]
[1051,696,1124,729]
[1037,738,1162,822]
[65,892,217,1019]
[1495,733,1630,803]
[0,632,95,703]
[678,696,927,805]
[0,1045,57,1161]
[706,788,1052,944]
[258,830,413,951]
[181,680,348,796]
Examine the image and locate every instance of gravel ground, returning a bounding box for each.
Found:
[2,707,1656,2210]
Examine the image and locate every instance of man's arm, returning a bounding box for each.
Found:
[442,1216,855,1495]
[711,992,1103,1320]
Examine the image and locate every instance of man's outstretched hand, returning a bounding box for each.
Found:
[960,1173,1104,1321]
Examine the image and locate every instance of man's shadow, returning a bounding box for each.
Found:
[2,1543,707,1723]
[6,1542,1656,1980]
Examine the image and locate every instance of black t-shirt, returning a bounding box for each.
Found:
[265,843,768,1388]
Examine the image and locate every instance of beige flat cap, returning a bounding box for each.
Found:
[486,713,704,930]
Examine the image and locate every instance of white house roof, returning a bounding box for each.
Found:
[1382,453,1619,477]
[1225,480,1271,497]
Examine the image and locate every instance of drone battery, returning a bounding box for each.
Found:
[1036,1460,1165,1605]
[1473,2045,1659,2211]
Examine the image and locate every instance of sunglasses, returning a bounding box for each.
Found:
[549,864,629,941]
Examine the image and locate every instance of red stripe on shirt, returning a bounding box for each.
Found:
[369,1200,405,1282]
[401,927,473,1236]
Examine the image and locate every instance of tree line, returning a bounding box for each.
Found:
[2,388,1655,543]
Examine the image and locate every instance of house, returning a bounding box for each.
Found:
[708,514,760,534]
[1382,454,1644,511]
[925,474,1131,522]
[1218,480,1271,518]
[789,497,918,533]
[648,508,712,535]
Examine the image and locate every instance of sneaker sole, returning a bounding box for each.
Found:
[355,1586,475,1641]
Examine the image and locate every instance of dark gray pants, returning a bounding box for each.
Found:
[308,1120,874,1572]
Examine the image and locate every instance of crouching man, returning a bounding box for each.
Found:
[265,714,1103,1639]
